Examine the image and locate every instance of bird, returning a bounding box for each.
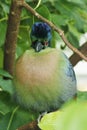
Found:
[13,22,77,113]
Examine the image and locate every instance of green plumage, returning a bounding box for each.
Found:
[13,48,76,112]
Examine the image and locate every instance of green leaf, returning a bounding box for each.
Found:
[77,91,87,101]
[0,107,18,130]
[0,112,3,119]
[0,69,12,78]
[66,0,85,5]
[38,102,87,130]
[73,12,85,33]
[0,22,7,47]
[0,91,38,130]
[0,91,15,115]
[0,106,38,130]
[0,2,9,14]
[0,112,12,130]
[17,27,31,57]
[0,48,3,68]
[52,14,69,27]
[67,31,79,48]
[0,78,14,95]
[9,107,37,130]
[36,5,51,20]
[53,0,86,33]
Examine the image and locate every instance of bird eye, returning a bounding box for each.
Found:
[44,41,48,46]
[42,41,48,48]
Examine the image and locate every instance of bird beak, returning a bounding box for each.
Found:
[34,42,43,52]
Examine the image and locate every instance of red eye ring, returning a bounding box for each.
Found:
[44,41,48,46]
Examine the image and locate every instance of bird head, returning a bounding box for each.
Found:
[30,22,52,52]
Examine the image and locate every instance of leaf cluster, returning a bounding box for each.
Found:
[39,97,87,130]
[0,0,87,56]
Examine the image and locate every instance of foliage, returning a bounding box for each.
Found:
[0,91,38,130]
[0,0,87,58]
[0,0,87,129]
[38,100,87,130]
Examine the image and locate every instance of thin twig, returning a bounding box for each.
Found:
[19,2,87,62]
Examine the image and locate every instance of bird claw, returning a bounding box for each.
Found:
[37,111,47,123]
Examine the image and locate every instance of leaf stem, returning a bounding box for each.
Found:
[0,17,8,22]
[7,106,19,130]
[34,0,42,10]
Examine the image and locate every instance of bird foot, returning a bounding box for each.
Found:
[37,111,47,123]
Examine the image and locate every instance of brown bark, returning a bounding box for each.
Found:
[3,0,23,76]
[18,121,40,130]
[3,1,40,129]
[69,42,87,66]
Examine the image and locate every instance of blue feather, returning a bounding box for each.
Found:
[31,22,52,44]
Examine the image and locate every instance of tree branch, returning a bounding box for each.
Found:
[3,0,24,76]
[18,120,40,130]
[69,42,87,66]
[20,2,87,62]
[3,0,40,129]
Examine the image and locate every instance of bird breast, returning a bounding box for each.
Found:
[15,48,60,88]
